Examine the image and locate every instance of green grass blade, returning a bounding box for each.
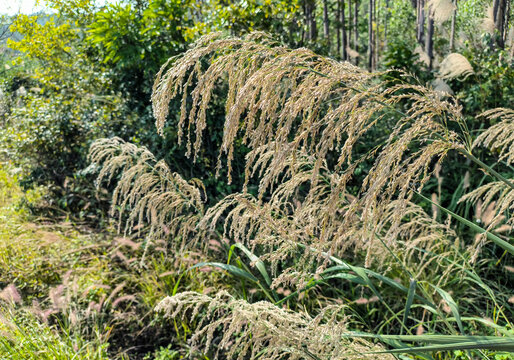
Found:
[430,284,464,334]
[231,243,272,287]
[417,191,514,256]
[172,272,185,296]
[189,262,259,283]
[348,334,514,353]
[361,334,510,343]
[376,339,514,353]
[402,279,417,335]
[300,246,439,312]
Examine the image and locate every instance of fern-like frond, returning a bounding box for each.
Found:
[156,291,394,360]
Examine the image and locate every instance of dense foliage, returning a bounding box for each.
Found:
[0,0,513,359]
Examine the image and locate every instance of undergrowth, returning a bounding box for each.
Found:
[89,33,514,359]
[1,33,513,360]
[0,163,228,359]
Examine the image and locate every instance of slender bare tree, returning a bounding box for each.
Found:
[341,0,348,60]
[368,0,374,70]
[449,0,457,51]
[500,0,507,46]
[349,0,353,53]
[417,0,426,47]
[337,0,341,54]
[494,0,508,48]
[323,0,330,45]
[354,0,359,65]
[384,0,390,50]
[503,0,512,43]
[305,0,318,42]
[374,0,379,67]
[426,8,435,69]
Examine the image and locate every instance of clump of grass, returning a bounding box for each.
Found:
[88,137,206,260]
[89,33,514,358]
[0,163,232,359]
[156,291,395,360]
[0,306,109,360]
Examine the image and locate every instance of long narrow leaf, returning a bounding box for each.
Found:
[348,333,514,353]
[231,243,272,287]
[305,247,438,312]
[376,339,514,353]
[402,279,417,334]
[189,262,259,283]
[417,191,514,256]
[430,284,464,334]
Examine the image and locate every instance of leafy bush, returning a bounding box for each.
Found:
[0,79,130,220]
[454,45,514,117]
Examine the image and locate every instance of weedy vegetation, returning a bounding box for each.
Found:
[85,33,514,359]
[1,1,513,359]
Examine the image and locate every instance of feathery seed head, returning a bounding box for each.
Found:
[156,291,394,360]
[438,53,474,79]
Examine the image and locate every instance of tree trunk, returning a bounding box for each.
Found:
[417,0,425,47]
[301,1,307,44]
[493,0,500,23]
[305,0,318,41]
[354,0,359,65]
[348,0,353,54]
[426,10,434,69]
[341,0,348,60]
[368,0,374,70]
[449,0,457,51]
[323,0,330,44]
[337,0,341,55]
[384,0,389,50]
[504,0,511,46]
[495,0,507,48]
[374,0,379,68]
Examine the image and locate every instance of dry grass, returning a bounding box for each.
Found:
[89,137,206,260]
[156,291,394,360]
[88,33,514,358]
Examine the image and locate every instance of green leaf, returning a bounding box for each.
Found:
[378,339,514,353]
[189,262,258,283]
[417,191,514,256]
[348,334,514,353]
[402,279,417,334]
[430,284,464,334]
[230,243,272,287]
